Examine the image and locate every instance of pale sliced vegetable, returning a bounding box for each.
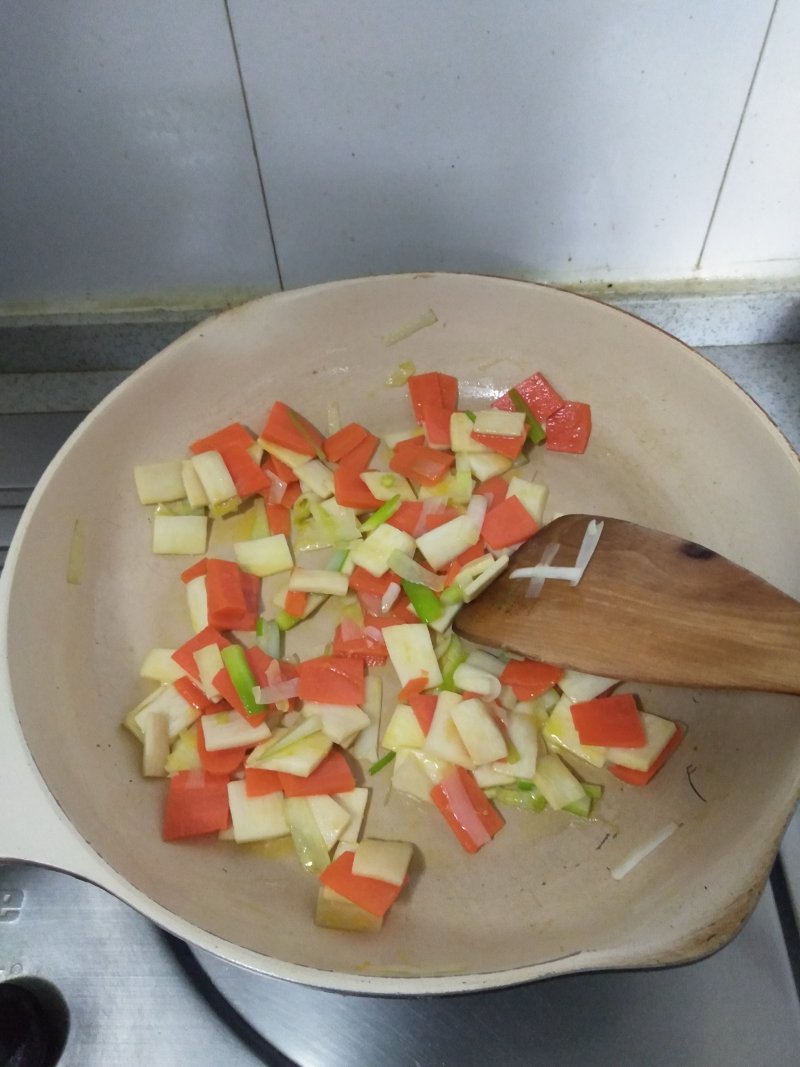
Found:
[142,710,170,777]
[464,649,506,677]
[467,451,513,481]
[152,514,208,555]
[383,309,437,347]
[423,692,472,767]
[307,795,351,851]
[532,753,587,811]
[449,412,492,453]
[351,675,382,762]
[164,724,201,773]
[200,710,271,752]
[472,410,526,438]
[386,549,445,592]
[327,401,342,436]
[525,542,559,598]
[296,458,335,500]
[473,763,517,788]
[360,471,416,502]
[234,534,294,577]
[181,459,209,507]
[451,698,508,765]
[190,450,237,506]
[461,554,509,602]
[285,796,331,872]
[543,694,608,768]
[506,477,549,524]
[382,703,427,752]
[611,822,679,881]
[288,567,349,597]
[139,648,184,684]
[383,623,443,689]
[302,702,371,747]
[134,461,186,505]
[391,749,453,801]
[129,683,199,742]
[352,839,413,886]
[315,886,384,932]
[335,787,369,843]
[417,470,473,507]
[251,730,333,776]
[66,518,87,585]
[492,710,539,779]
[452,662,502,700]
[558,669,618,702]
[348,523,413,577]
[194,642,224,699]
[415,515,480,571]
[228,781,289,844]
[605,713,677,771]
[185,574,208,633]
[260,440,311,471]
[569,519,604,585]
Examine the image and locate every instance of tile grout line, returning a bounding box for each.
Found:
[694,0,780,271]
[223,0,285,290]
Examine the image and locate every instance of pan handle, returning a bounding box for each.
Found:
[0,691,113,887]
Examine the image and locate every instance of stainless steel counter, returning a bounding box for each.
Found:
[1,333,798,1066]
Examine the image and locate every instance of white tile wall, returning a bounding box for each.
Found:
[0,0,279,311]
[229,0,775,288]
[700,0,800,278]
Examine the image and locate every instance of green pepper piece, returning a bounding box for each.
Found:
[401,579,443,623]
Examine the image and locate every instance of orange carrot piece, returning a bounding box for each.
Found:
[348,566,395,597]
[443,543,485,587]
[266,504,291,536]
[173,675,214,711]
[481,496,538,551]
[396,674,430,702]
[387,501,460,535]
[206,559,246,630]
[212,665,268,727]
[319,851,405,917]
[407,372,458,423]
[570,694,646,748]
[608,725,685,786]
[220,446,270,497]
[171,626,229,680]
[244,767,284,797]
[180,558,208,584]
[323,422,370,463]
[470,427,527,459]
[421,403,453,448]
[334,462,382,511]
[162,770,230,841]
[389,445,455,486]
[409,693,437,735]
[282,482,303,509]
[263,453,299,484]
[339,432,380,473]
[284,589,308,618]
[431,766,504,853]
[260,401,325,457]
[474,475,509,509]
[545,401,592,454]
[492,372,564,422]
[190,421,255,455]
[499,659,564,700]
[278,748,356,797]
[296,656,365,705]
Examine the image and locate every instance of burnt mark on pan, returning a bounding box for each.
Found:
[680,541,717,560]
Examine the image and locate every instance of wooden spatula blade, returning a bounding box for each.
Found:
[455,515,800,693]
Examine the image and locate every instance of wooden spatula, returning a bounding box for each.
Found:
[455,515,800,693]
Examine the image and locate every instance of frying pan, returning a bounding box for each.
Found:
[1,273,798,995]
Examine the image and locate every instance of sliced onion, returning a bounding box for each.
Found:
[265,468,287,505]
[358,592,384,617]
[256,678,300,704]
[569,519,604,585]
[611,822,679,881]
[338,616,362,642]
[466,493,488,534]
[511,520,605,588]
[413,497,447,538]
[526,542,560,598]
[363,625,385,644]
[381,581,402,614]
[387,549,446,591]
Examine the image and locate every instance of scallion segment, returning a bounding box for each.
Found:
[368,751,397,775]
[401,579,443,623]
[360,494,402,534]
[220,644,265,717]
[508,387,546,444]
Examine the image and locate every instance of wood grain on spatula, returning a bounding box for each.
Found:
[455,515,800,693]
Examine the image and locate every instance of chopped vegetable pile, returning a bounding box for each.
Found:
[126,368,683,931]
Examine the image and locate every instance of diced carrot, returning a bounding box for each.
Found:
[608,725,685,786]
[421,403,453,449]
[387,501,460,535]
[190,421,255,455]
[364,598,418,629]
[389,445,455,486]
[296,656,365,705]
[162,770,230,841]
[279,748,356,797]
[244,645,274,685]
[470,427,527,459]
[180,558,208,584]
[173,675,215,711]
[391,434,427,456]
[282,482,303,509]
[319,850,405,917]
[206,559,245,630]
[499,659,564,700]
[545,401,592,454]
[493,372,564,422]
[220,446,270,497]
[171,626,230,680]
[284,589,308,618]
[397,674,430,702]
[266,504,291,536]
[244,767,284,797]
[197,718,248,775]
[408,372,458,423]
[339,431,380,473]
[348,566,395,597]
[332,623,388,665]
[334,462,382,511]
[409,693,437,735]
[324,422,370,463]
[570,693,646,748]
[431,766,504,853]
[443,542,486,586]
[263,453,299,484]
[481,496,539,550]
[474,475,509,509]
[260,401,325,458]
